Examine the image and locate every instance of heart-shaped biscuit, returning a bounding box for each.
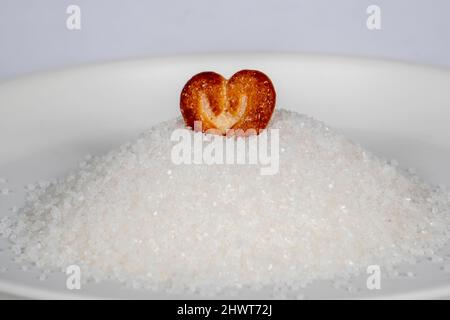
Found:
[180,70,276,135]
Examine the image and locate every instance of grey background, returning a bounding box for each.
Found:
[1,0,450,80]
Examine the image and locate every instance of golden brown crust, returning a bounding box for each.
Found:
[180,70,276,135]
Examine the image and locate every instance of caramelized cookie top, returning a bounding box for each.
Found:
[180,70,276,135]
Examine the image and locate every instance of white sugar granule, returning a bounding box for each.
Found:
[1,188,11,195]
[1,109,450,296]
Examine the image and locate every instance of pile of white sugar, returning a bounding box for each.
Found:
[1,109,450,296]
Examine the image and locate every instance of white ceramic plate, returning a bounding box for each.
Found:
[0,53,450,299]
